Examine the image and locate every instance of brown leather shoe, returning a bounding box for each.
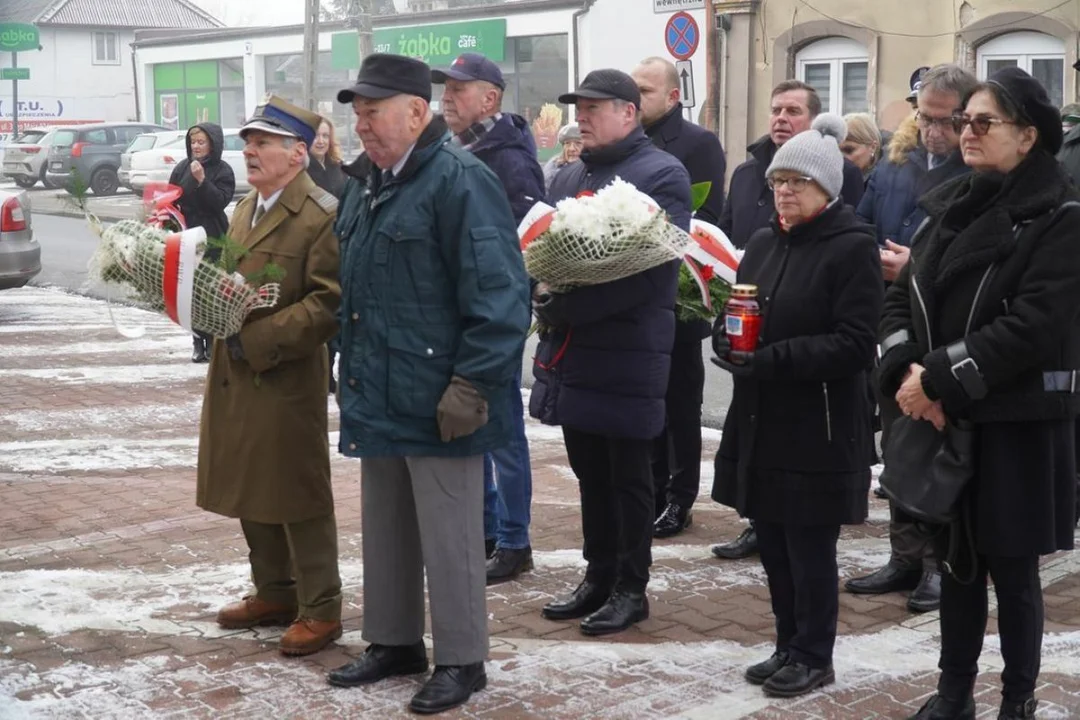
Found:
[216,595,297,629]
[279,618,343,656]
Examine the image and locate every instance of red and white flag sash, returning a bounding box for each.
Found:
[686,219,739,285]
[161,227,206,333]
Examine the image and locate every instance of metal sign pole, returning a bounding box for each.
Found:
[11,51,18,136]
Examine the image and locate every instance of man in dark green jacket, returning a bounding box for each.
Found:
[326,54,530,716]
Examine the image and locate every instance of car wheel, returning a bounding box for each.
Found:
[40,165,55,189]
[90,167,119,196]
[13,175,37,189]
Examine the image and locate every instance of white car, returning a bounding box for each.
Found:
[1,129,51,187]
[128,128,248,196]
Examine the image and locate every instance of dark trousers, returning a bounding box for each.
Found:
[936,552,1043,702]
[652,338,705,513]
[756,521,841,668]
[878,382,936,570]
[563,427,655,592]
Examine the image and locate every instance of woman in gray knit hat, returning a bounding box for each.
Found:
[709,114,884,698]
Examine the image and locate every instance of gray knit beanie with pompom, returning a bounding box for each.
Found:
[766,113,847,199]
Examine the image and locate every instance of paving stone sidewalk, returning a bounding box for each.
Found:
[1,286,1078,719]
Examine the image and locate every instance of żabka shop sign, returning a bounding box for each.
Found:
[0,23,40,52]
[375,19,506,65]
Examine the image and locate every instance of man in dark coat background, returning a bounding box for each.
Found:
[169,122,236,364]
[1059,61,1080,186]
[711,79,864,562]
[433,52,546,586]
[847,64,978,616]
[632,56,727,539]
[531,69,690,637]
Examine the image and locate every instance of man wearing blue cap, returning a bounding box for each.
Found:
[199,94,344,657]
[432,52,545,586]
[326,54,530,715]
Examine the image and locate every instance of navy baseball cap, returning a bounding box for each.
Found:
[431,53,505,90]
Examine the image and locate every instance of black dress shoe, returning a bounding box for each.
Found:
[327,642,428,688]
[907,570,942,613]
[998,697,1037,719]
[485,538,496,559]
[762,661,834,698]
[908,693,976,719]
[191,340,208,364]
[580,588,648,636]
[654,502,693,539]
[408,662,486,715]
[486,547,534,585]
[711,526,758,560]
[542,579,612,620]
[745,650,789,685]
[845,562,922,595]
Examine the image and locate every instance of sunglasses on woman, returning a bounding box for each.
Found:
[954,114,1018,137]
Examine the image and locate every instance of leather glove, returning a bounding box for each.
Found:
[436,375,489,443]
[532,293,561,328]
[226,334,245,361]
[711,353,755,377]
[710,320,755,377]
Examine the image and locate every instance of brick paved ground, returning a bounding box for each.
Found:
[1,286,1078,719]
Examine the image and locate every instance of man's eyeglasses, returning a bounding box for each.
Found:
[954,115,1017,137]
[767,176,814,193]
[916,112,960,133]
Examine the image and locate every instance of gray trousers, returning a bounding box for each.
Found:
[361,455,488,666]
[879,385,937,571]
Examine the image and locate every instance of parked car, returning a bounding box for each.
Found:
[45,122,167,196]
[0,188,40,290]
[118,130,186,191]
[128,129,249,195]
[3,128,65,189]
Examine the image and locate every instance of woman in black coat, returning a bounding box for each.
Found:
[307,116,345,392]
[878,68,1080,720]
[168,122,236,363]
[711,114,883,698]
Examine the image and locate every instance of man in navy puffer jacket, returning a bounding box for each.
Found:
[531,69,690,637]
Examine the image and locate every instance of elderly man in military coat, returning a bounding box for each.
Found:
[196,94,343,657]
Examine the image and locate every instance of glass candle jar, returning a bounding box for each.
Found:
[724,284,762,365]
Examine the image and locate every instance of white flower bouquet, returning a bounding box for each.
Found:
[88,219,282,339]
[518,177,691,290]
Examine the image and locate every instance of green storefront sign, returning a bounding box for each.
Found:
[0,23,40,52]
[1,68,30,80]
[331,19,506,70]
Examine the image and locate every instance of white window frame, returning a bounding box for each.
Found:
[92,31,120,66]
[796,37,870,115]
[977,31,1065,107]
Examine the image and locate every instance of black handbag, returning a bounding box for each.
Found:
[879,416,974,525]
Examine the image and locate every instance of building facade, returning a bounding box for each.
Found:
[129,0,1080,167]
[0,0,222,133]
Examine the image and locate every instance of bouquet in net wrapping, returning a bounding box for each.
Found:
[518,177,692,290]
[88,219,282,339]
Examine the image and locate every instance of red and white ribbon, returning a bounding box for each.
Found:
[518,201,556,250]
[161,227,206,333]
[686,219,740,286]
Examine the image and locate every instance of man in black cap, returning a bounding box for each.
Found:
[530,68,691,636]
[325,54,530,715]
[432,52,545,586]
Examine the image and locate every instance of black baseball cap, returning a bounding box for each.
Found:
[431,53,505,90]
[559,69,641,109]
[338,53,432,104]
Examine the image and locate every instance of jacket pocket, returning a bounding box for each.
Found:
[822,382,833,443]
[470,226,511,290]
[386,324,455,418]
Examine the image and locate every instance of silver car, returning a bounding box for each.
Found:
[0,188,40,290]
[3,128,59,189]
[119,130,186,190]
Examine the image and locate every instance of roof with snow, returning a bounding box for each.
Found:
[4,0,223,29]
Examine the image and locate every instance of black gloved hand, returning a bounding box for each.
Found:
[710,318,754,377]
[711,353,754,377]
[226,334,245,361]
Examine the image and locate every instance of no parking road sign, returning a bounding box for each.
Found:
[665,12,699,61]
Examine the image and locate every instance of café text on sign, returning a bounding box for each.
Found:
[653,0,706,12]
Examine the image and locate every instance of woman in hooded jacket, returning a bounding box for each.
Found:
[169,122,236,363]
